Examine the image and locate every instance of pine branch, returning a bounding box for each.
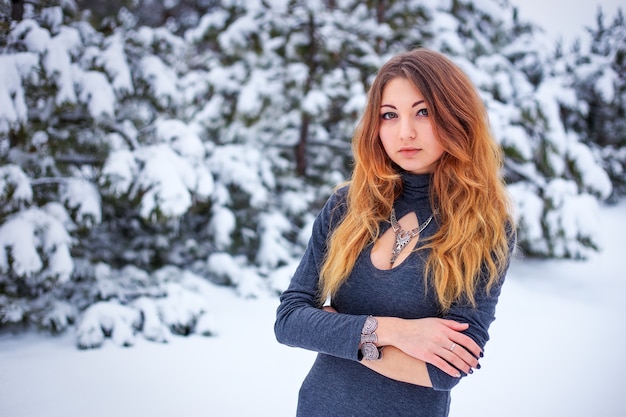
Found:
[55,154,103,165]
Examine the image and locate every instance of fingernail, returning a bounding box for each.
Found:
[468,369,474,374]
[476,363,481,370]
[479,351,484,358]
[456,372,461,378]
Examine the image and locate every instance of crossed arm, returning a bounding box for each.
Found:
[274,190,508,390]
[323,306,482,388]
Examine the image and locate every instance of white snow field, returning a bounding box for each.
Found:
[0,200,624,417]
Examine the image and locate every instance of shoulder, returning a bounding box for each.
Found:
[327,184,349,210]
[505,218,517,256]
[324,183,349,221]
[315,184,350,233]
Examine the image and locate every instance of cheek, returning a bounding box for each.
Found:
[377,127,385,144]
[430,143,445,163]
[433,140,445,156]
[428,128,445,154]
[378,125,393,146]
[378,133,393,155]
[434,148,445,163]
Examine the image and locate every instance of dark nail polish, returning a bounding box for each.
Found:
[479,351,484,358]
[468,369,474,374]
[476,363,481,370]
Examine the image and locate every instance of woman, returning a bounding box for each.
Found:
[274,48,516,416]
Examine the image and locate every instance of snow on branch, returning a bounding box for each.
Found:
[138,55,180,108]
[207,252,268,298]
[0,54,38,134]
[544,179,603,258]
[77,301,141,349]
[60,178,102,228]
[208,144,273,208]
[0,207,73,282]
[0,164,33,210]
[97,32,134,95]
[76,266,217,349]
[101,142,214,220]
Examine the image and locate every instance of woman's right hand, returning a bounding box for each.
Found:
[376,317,481,377]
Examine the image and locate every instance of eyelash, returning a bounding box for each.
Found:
[381,108,428,120]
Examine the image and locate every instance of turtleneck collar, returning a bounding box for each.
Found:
[400,171,432,200]
[387,171,436,234]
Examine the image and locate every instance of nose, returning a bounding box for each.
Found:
[400,119,416,140]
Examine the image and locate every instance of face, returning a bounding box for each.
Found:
[378,77,445,174]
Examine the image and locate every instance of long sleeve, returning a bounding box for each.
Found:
[274,188,368,361]
[426,227,517,391]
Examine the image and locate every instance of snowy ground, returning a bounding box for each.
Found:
[1,200,624,417]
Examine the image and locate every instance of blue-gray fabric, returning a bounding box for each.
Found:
[274,172,513,416]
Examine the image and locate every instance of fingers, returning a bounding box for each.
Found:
[436,319,482,359]
[427,343,479,377]
[449,332,482,361]
[429,355,464,378]
[392,317,484,377]
[439,319,470,332]
[436,320,482,374]
[442,343,479,375]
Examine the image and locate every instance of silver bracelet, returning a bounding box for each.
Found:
[360,316,381,361]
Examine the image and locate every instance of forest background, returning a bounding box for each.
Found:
[0,0,624,348]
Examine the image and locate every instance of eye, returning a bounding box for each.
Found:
[381,112,397,120]
[417,108,429,116]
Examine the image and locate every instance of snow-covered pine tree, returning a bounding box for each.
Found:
[183,0,385,279]
[0,1,217,345]
[429,0,612,259]
[1,0,622,348]
[1,0,108,331]
[563,8,626,202]
[74,0,216,35]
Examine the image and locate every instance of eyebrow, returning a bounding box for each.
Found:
[380,100,425,109]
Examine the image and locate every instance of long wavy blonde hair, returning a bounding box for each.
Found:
[319,48,514,310]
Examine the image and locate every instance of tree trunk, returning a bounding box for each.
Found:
[11,0,24,21]
[296,114,310,177]
[295,11,319,177]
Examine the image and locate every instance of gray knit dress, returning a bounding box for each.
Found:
[274,172,513,416]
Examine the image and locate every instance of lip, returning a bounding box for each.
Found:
[399,147,420,155]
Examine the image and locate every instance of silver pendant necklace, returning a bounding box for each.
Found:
[389,208,434,267]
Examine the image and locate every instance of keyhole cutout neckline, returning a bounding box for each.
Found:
[369,170,434,270]
[370,211,427,270]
